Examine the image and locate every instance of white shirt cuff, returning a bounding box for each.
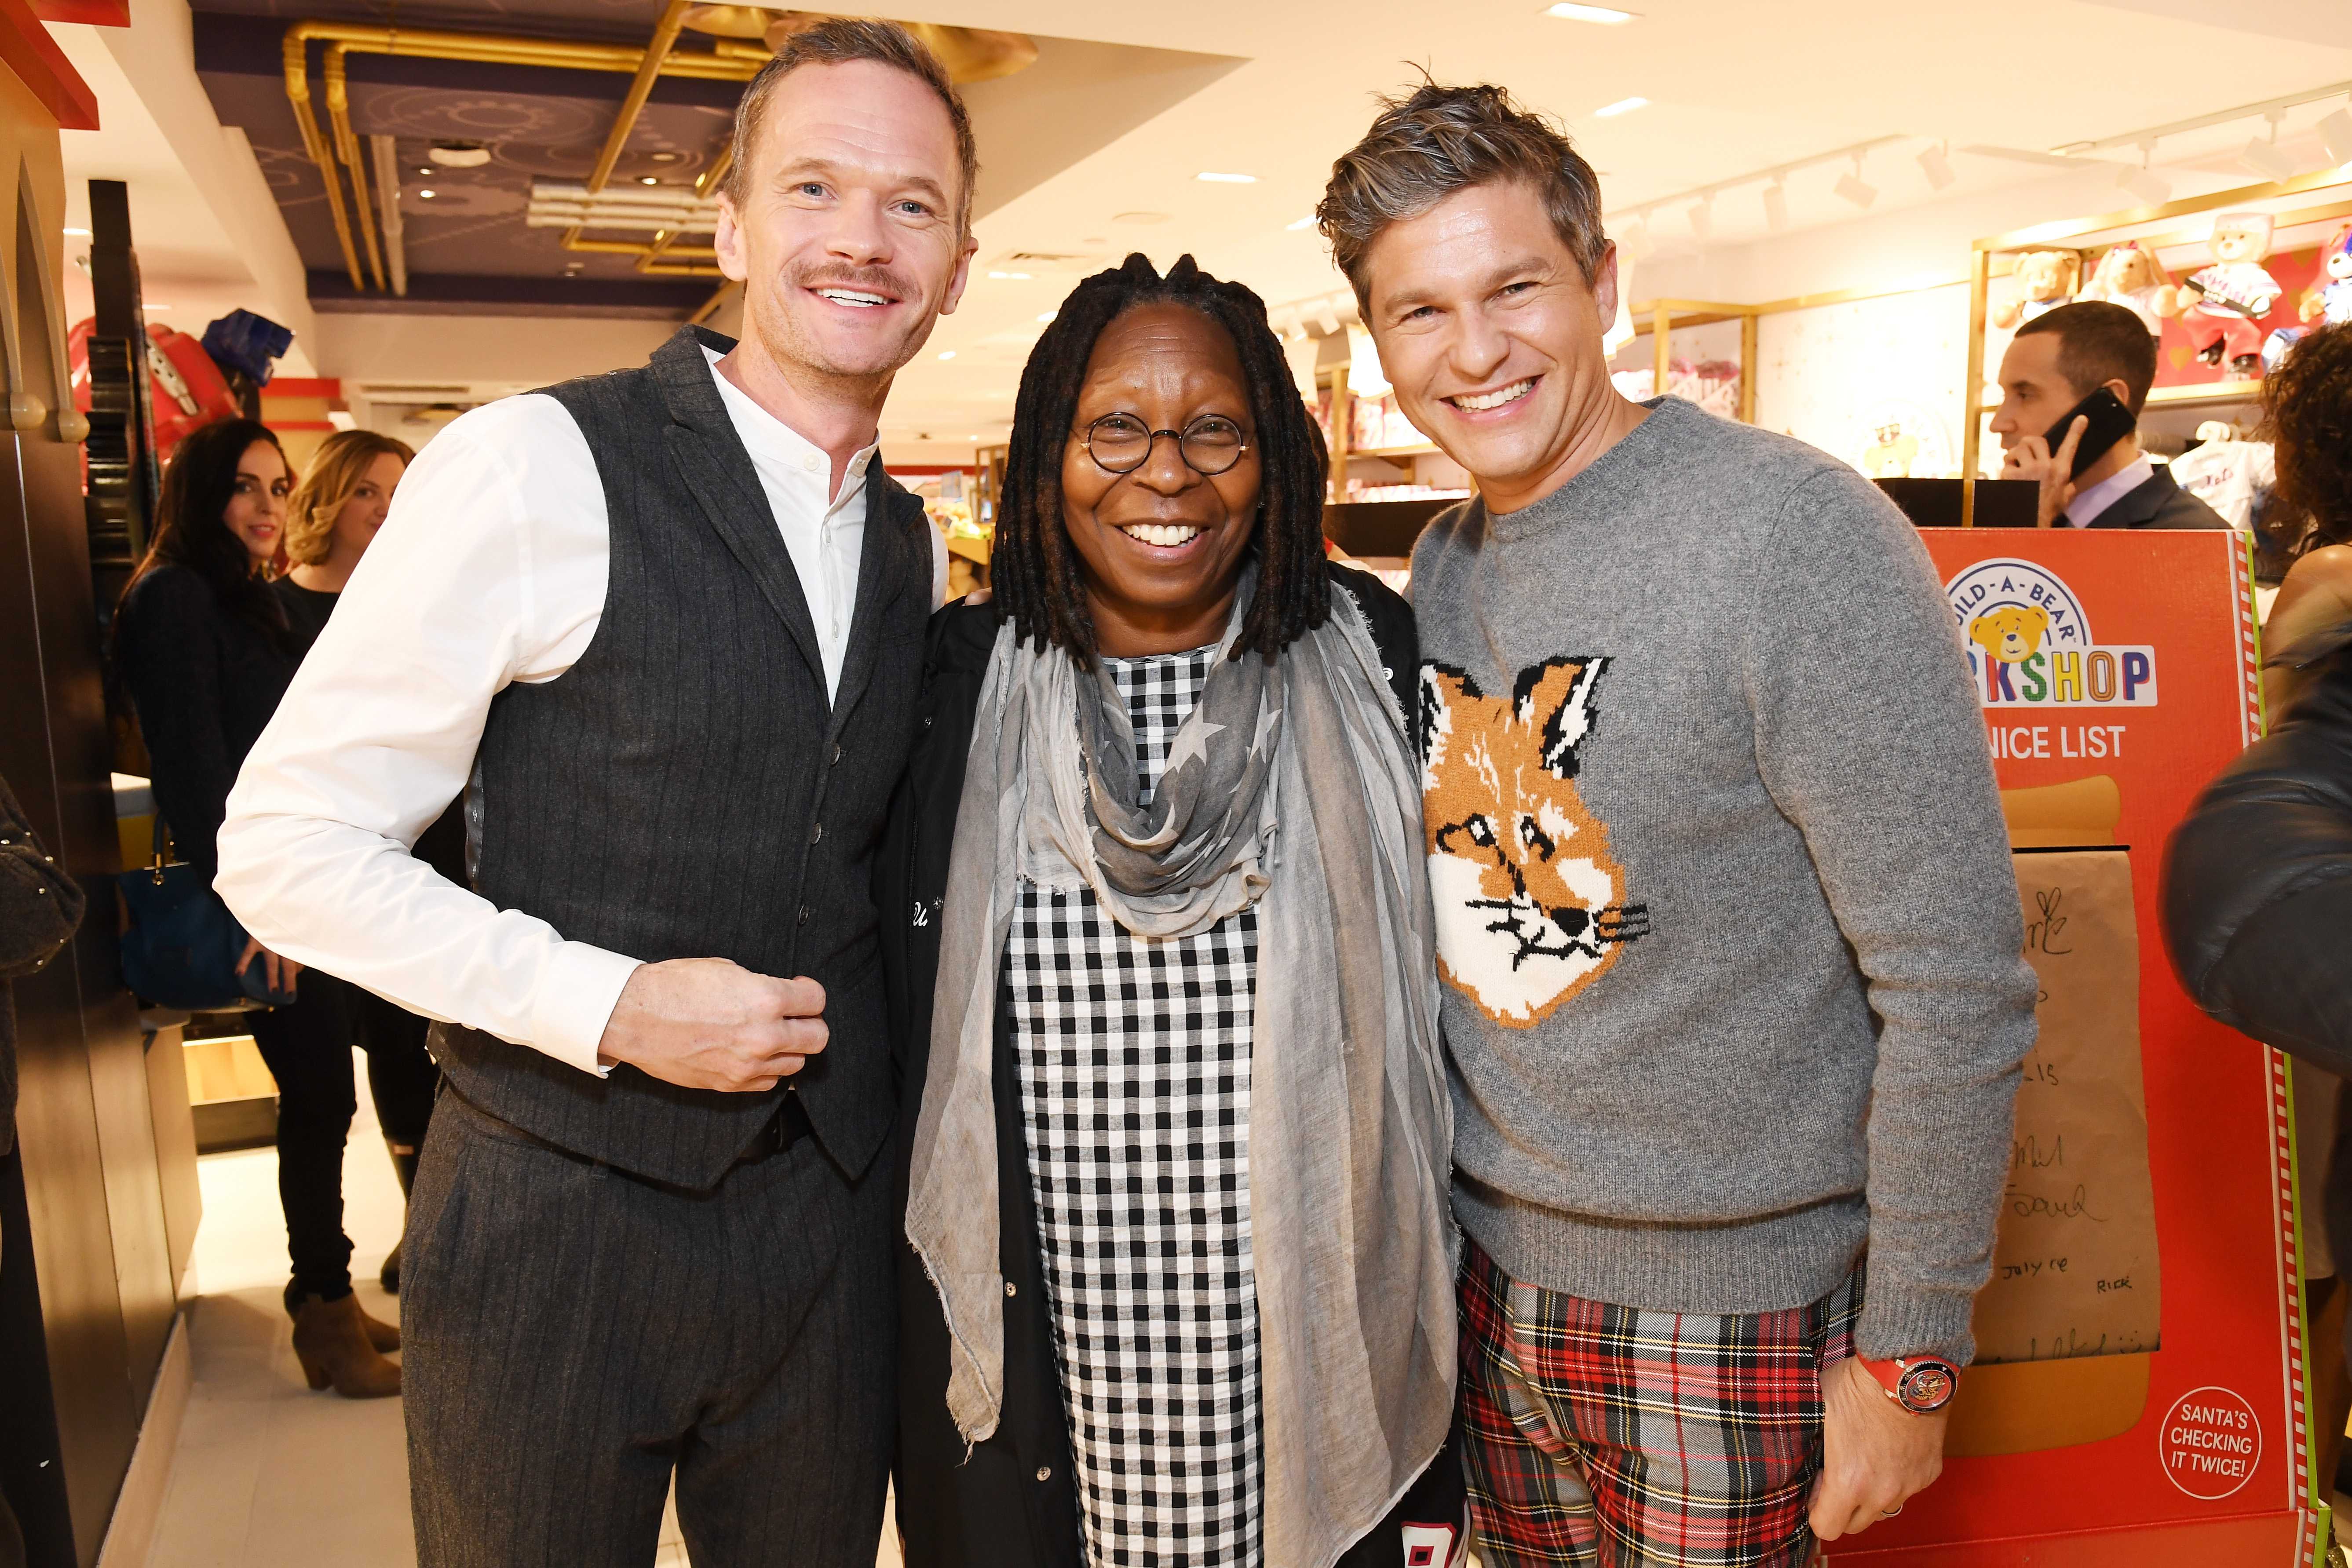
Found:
[531,943,642,1077]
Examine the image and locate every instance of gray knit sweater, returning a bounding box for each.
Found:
[1411,397,2036,1363]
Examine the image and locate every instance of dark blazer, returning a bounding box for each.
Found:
[115,564,300,879]
[2078,464,2230,530]
[875,566,1457,1568]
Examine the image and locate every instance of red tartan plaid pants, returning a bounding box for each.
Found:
[1457,1238,1860,1568]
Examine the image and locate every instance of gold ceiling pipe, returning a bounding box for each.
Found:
[282,17,772,292]
[322,45,387,290]
[588,0,694,195]
[282,29,366,288]
[695,142,733,200]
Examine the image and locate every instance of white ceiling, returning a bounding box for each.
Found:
[48,0,2352,463]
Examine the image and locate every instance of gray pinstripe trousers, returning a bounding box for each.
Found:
[402,1091,893,1567]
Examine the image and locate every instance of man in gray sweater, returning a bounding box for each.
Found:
[1318,84,2037,1566]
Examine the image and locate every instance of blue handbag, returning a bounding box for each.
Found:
[117,821,295,1011]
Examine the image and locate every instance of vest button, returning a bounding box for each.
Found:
[1034,1466,1051,1484]
[809,822,823,845]
[797,905,811,925]
[1004,1280,1016,1297]
[830,743,843,766]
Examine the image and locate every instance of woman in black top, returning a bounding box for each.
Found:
[113,418,401,1399]
[274,429,449,1296]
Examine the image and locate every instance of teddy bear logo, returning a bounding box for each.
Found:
[1968,605,2050,665]
[1420,657,1649,1029]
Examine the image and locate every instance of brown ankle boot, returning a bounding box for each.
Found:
[359,1299,401,1353]
[291,1293,402,1398]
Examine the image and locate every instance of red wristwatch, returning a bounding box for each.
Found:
[1858,1354,1960,1414]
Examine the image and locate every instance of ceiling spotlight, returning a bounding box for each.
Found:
[417,189,437,199]
[1834,156,1877,209]
[1616,220,1654,263]
[1036,310,1057,323]
[1594,96,1647,118]
[1917,142,1956,191]
[1686,199,1712,239]
[1196,171,1256,183]
[2117,164,2170,207]
[639,175,660,186]
[1315,301,1343,335]
[63,225,89,237]
[649,151,682,163]
[2323,107,2352,168]
[1286,215,1317,231]
[2237,136,2298,183]
[2238,112,2298,183]
[937,350,956,360]
[986,270,1032,279]
[428,140,490,168]
[1544,3,1638,21]
[1762,180,1788,231]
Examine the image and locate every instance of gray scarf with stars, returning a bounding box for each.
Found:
[904,568,1457,1568]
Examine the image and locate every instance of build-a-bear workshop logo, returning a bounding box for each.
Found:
[1945,558,2157,710]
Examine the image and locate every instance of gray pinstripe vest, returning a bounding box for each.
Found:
[431,325,928,1189]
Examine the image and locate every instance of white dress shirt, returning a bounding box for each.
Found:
[216,350,948,1076]
[2063,455,2153,528]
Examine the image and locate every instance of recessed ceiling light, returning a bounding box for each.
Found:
[937,349,956,359]
[1113,211,1169,224]
[1036,310,1057,322]
[428,140,489,168]
[1544,3,1638,21]
[639,175,660,186]
[1286,215,1317,230]
[63,226,89,237]
[986,270,1031,279]
[649,151,682,163]
[418,189,437,199]
[417,167,433,175]
[1594,97,1647,117]
[143,303,170,310]
[1196,171,1256,183]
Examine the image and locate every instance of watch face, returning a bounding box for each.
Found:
[1898,1361,1957,1413]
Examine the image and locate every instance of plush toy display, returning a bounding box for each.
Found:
[2158,211,2283,377]
[2304,222,2352,328]
[2082,242,2166,335]
[1990,250,2079,329]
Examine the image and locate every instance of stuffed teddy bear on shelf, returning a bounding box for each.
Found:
[2303,222,2352,328]
[2081,242,2166,335]
[2158,211,2283,378]
[1989,250,2078,329]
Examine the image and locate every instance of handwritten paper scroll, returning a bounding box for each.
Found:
[1969,848,2162,1366]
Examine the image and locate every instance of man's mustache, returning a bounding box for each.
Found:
[787,263,919,302]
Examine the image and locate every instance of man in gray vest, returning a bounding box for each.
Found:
[217,20,975,1565]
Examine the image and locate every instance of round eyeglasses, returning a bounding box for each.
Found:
[1078,412,1250,477]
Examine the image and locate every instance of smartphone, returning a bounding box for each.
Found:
[2041,387,2137,480]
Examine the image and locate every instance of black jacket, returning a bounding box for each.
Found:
[115,564,300,880]
[2162,624,2352,1070]
[2078,465,2230,530]
[877,567,1452,1568]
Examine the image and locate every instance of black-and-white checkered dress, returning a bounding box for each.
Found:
[1008,645,1263,1568]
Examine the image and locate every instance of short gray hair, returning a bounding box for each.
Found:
[724,18,979,238]
[1318,80,1606,308]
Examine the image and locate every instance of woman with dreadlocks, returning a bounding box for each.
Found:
[882,253,1465,1568]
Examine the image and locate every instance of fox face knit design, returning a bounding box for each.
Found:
[1420,656,1649,1029]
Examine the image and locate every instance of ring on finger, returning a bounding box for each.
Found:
[1880,1505,1903,1518]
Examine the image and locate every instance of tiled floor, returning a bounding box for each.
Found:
[150,1049,902,1566]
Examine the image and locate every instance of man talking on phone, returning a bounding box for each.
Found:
[1989,299,2228,530]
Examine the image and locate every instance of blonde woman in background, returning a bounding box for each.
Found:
[268,430,457,1302]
